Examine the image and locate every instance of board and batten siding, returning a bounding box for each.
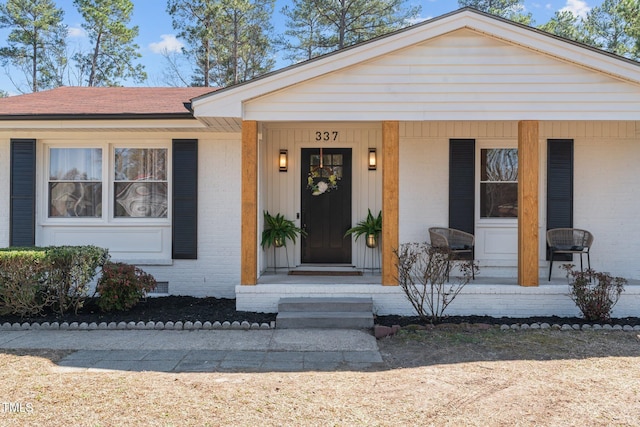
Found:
[243,29,640,122]
[261,123,382,270]
[399,120,640,280]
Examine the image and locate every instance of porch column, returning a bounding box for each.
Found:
[382,121,399,286]
[241,120,258,286]
[518,120,539,287]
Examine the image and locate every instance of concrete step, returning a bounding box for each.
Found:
[278,297,373,313]
[276,297,374,329]
[276,311,374,329]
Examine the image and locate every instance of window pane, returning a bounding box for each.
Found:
[50,148,102,181]
[49,183,102,217]
[481,149,518,182]
[115,182,168,218]
[480,183,518,218]
[114,148,167,181]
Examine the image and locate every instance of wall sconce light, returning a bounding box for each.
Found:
[368,148,377,170]
[279,149,288,172]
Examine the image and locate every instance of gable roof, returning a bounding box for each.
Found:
[0,86,216,119]
[192,7,640,127]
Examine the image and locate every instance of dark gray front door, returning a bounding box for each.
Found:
[300,148,352,263]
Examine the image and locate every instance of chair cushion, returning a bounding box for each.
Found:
[450,245,472,251]
[554,245,584,251]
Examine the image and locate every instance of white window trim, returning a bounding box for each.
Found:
[475,140,518,227]
[40,141,172,226]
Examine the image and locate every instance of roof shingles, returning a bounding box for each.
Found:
[0,86,216,117]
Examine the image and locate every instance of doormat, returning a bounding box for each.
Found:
[288,270,363,276]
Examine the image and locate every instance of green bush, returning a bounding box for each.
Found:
[96,262,157,312]
[563,265,626,322]
[45,246,110,314]
[0,246,109,317]
[0,249,51,317]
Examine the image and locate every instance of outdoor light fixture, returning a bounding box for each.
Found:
[279,149,288,172]
[368,148,377,170]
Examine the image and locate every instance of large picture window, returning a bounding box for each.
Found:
[47,145,169,220]
[114,148,168,218]
[480,148,518,218]
[49,148,102,217]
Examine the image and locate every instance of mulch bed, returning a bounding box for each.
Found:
[1,295,638,327]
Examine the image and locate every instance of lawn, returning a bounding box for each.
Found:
[1,329,639,426]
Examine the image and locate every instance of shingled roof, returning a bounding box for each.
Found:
[0,86,216,118]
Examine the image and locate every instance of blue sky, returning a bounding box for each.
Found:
[1,0,595,94]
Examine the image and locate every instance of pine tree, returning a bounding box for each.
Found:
[167,0,276,87]
[458,0,532,25]
[0,0,67,93]
[73,0,146,86]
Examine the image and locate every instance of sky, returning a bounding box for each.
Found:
[0,0,596,95]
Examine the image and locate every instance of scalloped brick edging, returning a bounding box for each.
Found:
[374,322,640,339]
[0,320,275,331]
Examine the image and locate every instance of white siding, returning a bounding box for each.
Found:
[245,29,640,122]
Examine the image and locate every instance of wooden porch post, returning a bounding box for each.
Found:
[518,120,539,287]
[382,121,399,286]
[241,120,258,286]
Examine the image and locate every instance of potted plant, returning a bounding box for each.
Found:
[261,211,306,249]
[344,209,382,248]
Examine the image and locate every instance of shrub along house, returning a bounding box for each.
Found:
[1,8,639,318]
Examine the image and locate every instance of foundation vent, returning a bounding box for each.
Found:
[149,281,169,295]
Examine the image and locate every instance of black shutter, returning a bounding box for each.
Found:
[449,139,475,235]
[546,139,573,260]
[172,139,198,259]
[10,139,36,247]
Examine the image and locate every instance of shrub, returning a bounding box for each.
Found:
[0,249,52,317]
[45,246,110,314]
[563,265,626,322]
[394,242,477,324]
[96,262,157,312]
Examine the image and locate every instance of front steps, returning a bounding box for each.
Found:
[276,297,374,329]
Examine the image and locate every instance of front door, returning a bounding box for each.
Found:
[301,148,352,263]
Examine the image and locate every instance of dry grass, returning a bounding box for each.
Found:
[1,330,640,426]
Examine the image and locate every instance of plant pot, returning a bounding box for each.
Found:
[366,234,378,248]
[273,236,285,248]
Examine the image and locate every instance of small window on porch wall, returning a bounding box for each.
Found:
[480,149,518,218]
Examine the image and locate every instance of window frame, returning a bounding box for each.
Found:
[41,141,171,226]
[475,141,518,226]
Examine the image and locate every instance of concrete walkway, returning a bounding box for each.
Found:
[0,329,383,372]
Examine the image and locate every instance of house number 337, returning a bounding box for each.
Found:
[315,131,338,141]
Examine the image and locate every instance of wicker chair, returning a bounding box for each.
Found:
[547,228,594,281]
[428,227,475,279]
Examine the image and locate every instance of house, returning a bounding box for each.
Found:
[1,8,639,318]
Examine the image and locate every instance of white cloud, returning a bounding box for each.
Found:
[149,34,184,54]
[67,26,86,38]
[560,0,591,19]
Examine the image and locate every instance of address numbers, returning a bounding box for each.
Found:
[315,131,339,141]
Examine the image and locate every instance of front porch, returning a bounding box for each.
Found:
[237,273,640,318]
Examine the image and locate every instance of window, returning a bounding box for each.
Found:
[114,148,168,218]
[47,145,169,220]
[480,148,518,218]
[49,148,102,217]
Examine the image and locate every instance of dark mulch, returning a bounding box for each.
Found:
[1,296,637,327]
[0,296,276,325]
